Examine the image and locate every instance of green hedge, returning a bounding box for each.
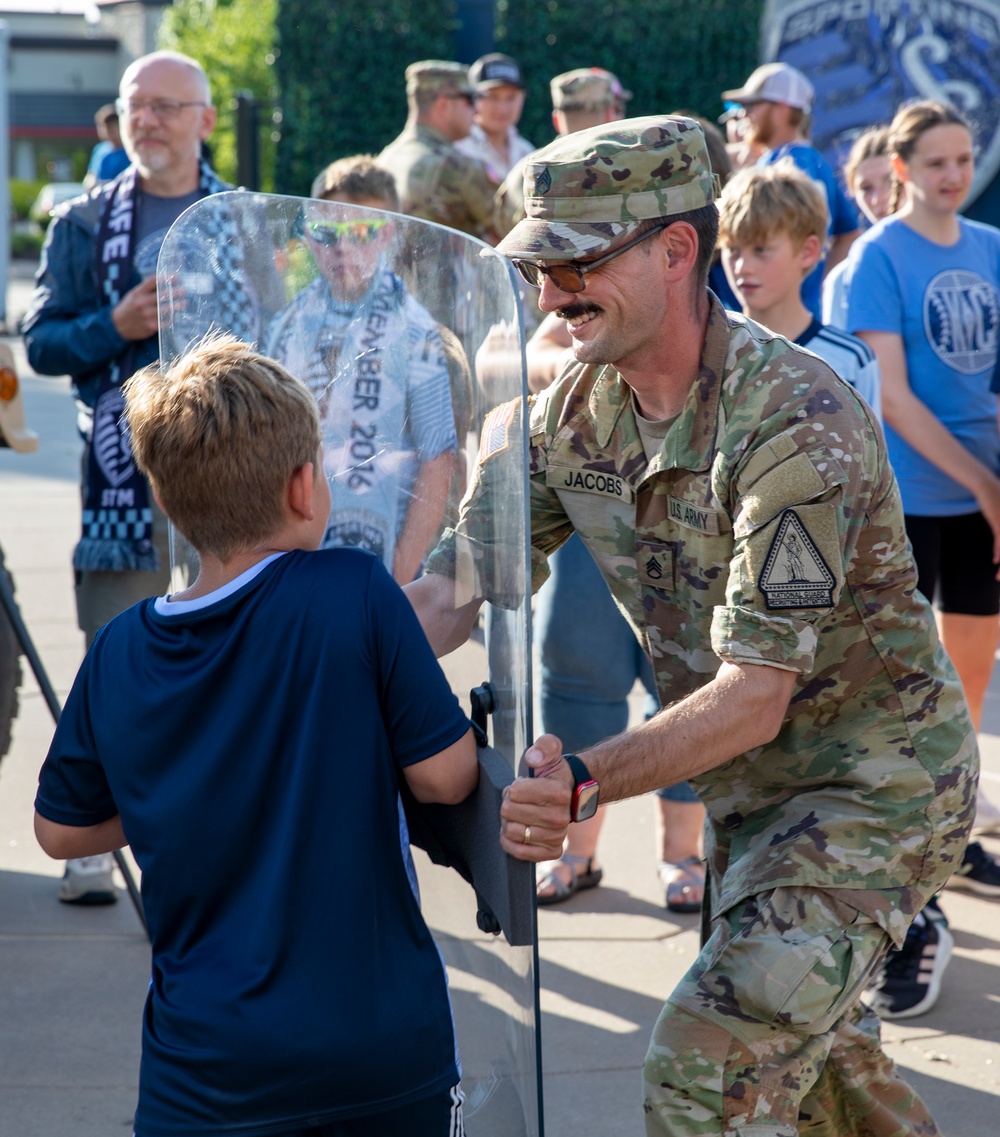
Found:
[10,179,45,222]
[275,0,459,195]
[274,0,765,195]
[498,0,766,150]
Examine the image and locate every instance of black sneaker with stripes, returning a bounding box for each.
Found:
[865,900,953,1020]
[947,840,1000,897]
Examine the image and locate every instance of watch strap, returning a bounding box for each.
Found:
[564,752,594,788]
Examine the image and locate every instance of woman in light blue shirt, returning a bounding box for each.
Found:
[847,101,1000,764]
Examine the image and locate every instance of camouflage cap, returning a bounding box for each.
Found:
[550,68,631,112]
[405,60,474,99]
[495,115,718,262]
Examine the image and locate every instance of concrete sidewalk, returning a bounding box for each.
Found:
[2,275,1000,1135]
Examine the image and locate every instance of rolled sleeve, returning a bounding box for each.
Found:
[711,604,818,673]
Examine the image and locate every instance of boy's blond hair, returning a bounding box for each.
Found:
[311,154,400,208]
[717,160,828,251]
[124,336,320,562]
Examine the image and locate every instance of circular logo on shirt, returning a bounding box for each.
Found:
[923,269,1000,375]
[133,227,171,280]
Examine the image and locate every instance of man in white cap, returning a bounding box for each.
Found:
[722,62,860,318]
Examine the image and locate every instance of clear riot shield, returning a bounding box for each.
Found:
[157,193,541,1136]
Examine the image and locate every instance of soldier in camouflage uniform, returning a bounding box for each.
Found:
[378,61,497,242]
[493,67,632,240]
[409,116,977,1135]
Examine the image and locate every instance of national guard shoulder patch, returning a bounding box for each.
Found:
[758,509,835,610]
[479,399,518,463]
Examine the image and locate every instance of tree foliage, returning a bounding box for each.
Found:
[158,0,279,190]
[497,0,765,150]
[275,0,458,196]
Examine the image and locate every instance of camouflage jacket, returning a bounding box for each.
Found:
[428,297,977,943]
[493,151,531,240]
[378,123,496,240]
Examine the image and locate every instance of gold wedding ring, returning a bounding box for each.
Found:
[523,825,531,845]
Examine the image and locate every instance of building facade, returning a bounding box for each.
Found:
[4,0,170,181]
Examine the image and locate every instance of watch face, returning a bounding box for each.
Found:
[573,780,600,822]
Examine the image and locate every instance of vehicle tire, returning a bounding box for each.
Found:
[0,543,22,764]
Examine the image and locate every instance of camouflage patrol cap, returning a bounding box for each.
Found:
[495,115,718,262]
[550,68,631,112]
[405,60,474,99]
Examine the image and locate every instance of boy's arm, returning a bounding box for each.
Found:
[401,726,478,804]
[34,811,126,861]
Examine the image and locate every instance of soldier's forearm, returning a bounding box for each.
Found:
[579,661,796,805]
[404,571,482,657]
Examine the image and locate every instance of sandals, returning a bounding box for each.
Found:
[536,853,603,907]
[658,856,705,914]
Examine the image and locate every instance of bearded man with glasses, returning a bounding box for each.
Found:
[22,51,234,907]
[408,116,976,1137]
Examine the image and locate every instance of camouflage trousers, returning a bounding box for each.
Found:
[643,887,940,1137]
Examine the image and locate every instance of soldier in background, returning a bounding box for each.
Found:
[378,61,497,242]
[409,115,975,1136]
[494,67,632,240]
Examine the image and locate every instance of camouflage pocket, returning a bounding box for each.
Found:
[686,887,887,1040]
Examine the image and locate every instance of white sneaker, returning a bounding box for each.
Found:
[972,786,1000,836]
[59,854,118,905]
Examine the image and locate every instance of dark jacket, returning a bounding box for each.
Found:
[21,186,158,411]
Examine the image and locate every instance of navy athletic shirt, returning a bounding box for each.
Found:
[36,549,470,1136]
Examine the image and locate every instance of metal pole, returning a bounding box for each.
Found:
[0,565,148,936]
[0,23,11,328]
[235,91,260,191]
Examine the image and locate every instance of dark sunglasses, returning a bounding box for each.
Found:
[511,222,668,294]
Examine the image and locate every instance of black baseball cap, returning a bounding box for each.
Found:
[469,53,525,91]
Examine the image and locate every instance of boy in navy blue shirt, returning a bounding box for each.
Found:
[33,337,562,1137]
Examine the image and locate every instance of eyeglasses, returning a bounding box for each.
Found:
[511,223,668,293]
[305,218,390,246]
[116,98,208,120]
[444,92,476,106]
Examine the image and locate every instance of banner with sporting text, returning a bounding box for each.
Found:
[762,0,1000,209]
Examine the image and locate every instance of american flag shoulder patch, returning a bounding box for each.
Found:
[479,398,519,462]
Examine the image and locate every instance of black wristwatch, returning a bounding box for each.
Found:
[565,753,600,822]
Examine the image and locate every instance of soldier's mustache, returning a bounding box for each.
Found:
[556,301,602,321]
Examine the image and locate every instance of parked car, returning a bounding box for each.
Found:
[28,181,86,224]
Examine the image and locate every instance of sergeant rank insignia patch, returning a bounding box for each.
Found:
[758,509,834,610]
